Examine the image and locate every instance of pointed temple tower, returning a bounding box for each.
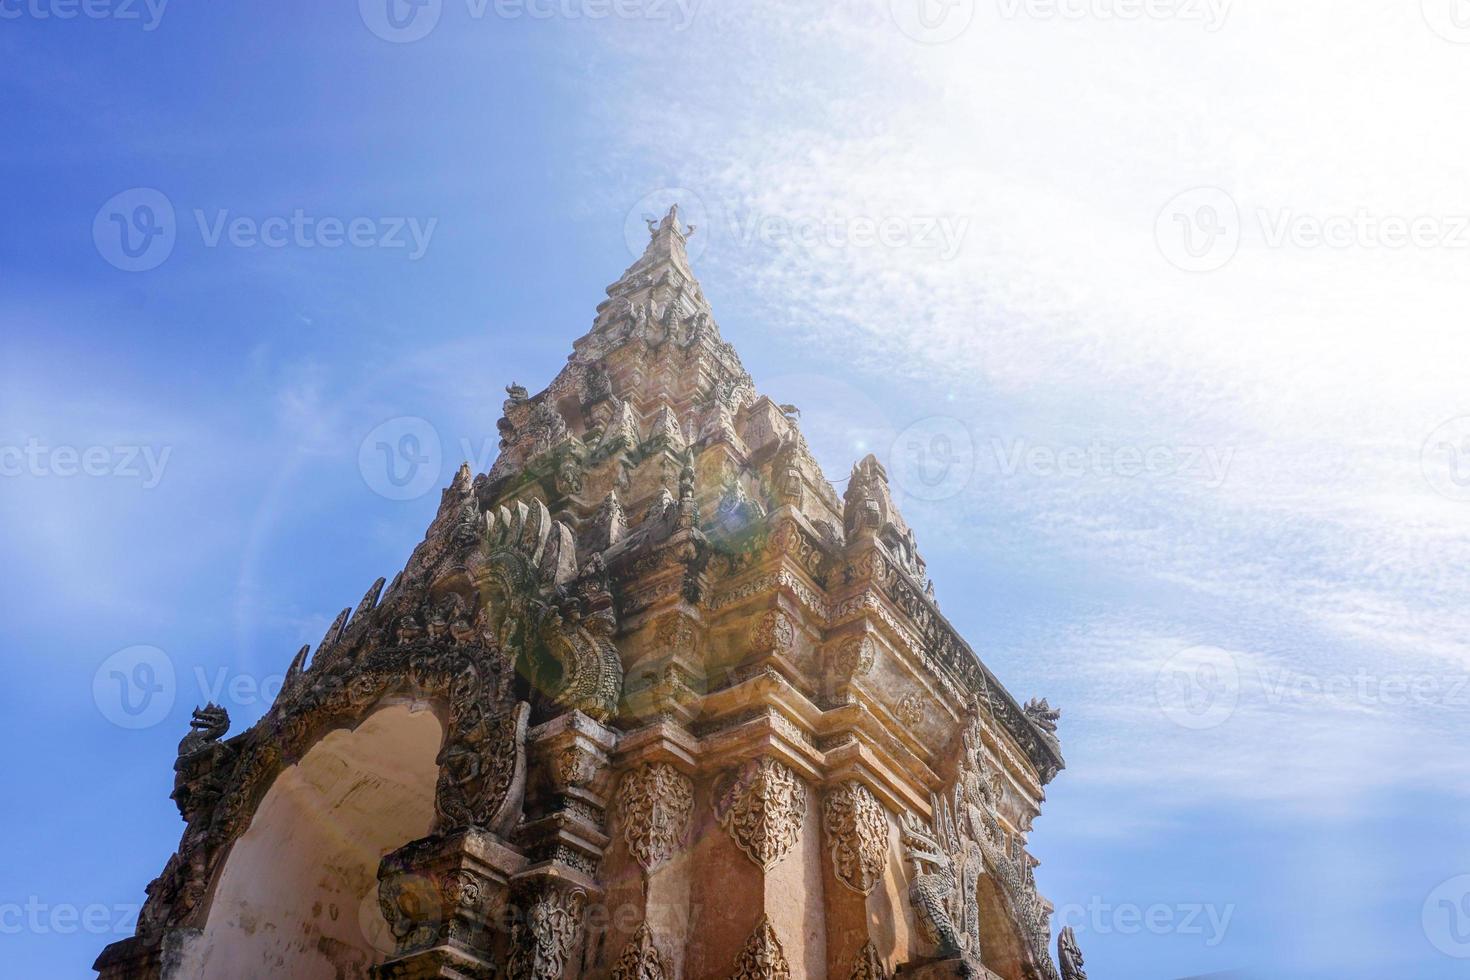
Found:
[96,208,1079,980]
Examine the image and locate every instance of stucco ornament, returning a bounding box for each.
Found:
[850,940,890,980]
[618,762,694,873]
[835,635,876,678]
[715,756,808,871]
[507,885,585,980]
[731,914,791,980]
[750,608,795,653]
[610,923,670,980]
[823,781,890,895]
[901,700,1062,979]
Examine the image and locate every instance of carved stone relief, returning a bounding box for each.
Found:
[822,781,890,895]
[714,756,808,871]
[618,762,694,874]
[731,914,791,980]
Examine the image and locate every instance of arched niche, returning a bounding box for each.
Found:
[180,702,444,979]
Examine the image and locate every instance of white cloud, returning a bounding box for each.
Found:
[584,0,1470,815]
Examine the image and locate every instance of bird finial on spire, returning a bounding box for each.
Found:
[646,203,694,240]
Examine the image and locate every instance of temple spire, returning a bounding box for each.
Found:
[627,203,697,282]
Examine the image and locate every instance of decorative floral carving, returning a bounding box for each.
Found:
[610,922,670,980]
[440,869,483,911]
[653,612,696,653]
[896,693,925,727]
[850,940,889,980]
[715,757,808,871]
[553,745,597,791]
[618,763,694,873]
[731,914,791,980]
[823,782,889,895]
[508,885,585,980]
[834,635,876,679]
[750,609,795,654]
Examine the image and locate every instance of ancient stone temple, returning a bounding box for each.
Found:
[96,207,1085,980]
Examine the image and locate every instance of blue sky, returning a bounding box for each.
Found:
[4,1,1470,977]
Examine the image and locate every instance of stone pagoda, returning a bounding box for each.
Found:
[96,207,1084,980]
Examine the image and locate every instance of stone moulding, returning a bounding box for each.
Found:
[714,756,809,871]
